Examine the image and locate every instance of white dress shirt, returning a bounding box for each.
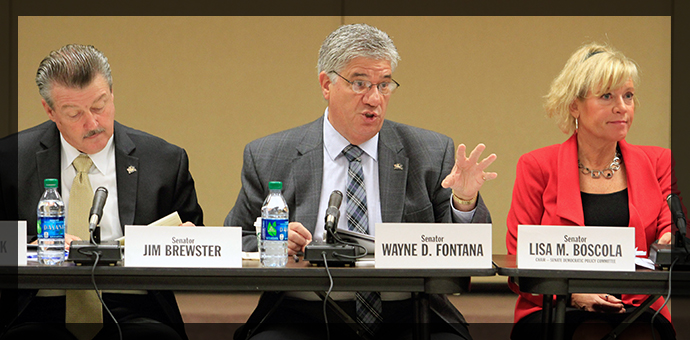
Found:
[291,109,476,302]
[313,108,475,242]
[60,134,122,241]
[38,135,123,298]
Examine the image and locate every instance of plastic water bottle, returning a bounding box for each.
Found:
[261,181,288,267]
[36,178,65,265]
[254,217,262,258]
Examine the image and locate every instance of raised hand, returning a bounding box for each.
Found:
[441,143,497,209]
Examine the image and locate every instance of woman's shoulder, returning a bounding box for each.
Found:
[521,134,576,162]
[628,143,669,155]
[519,143,563,165]
[621,141,670,163]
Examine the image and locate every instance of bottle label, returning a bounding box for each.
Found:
[37,216,65,239]
[261,218,288,241]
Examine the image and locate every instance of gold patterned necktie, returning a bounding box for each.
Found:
[65,154,103,339]
[68,154,93,240]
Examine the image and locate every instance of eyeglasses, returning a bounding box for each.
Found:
[329,71,400,95]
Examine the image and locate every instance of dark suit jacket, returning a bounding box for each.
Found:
[0,120,204,339]
[506,133,673,324]
[225,116,491,339]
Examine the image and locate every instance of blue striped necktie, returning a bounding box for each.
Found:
[342,144,383,336]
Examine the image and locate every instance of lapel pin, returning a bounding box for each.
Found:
[393,163,403,171]
[126,165,137,174]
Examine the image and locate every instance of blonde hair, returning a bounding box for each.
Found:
[544,43,640,134]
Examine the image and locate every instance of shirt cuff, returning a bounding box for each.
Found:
[450,195,476,222]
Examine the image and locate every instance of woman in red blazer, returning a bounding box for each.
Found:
[506,42,676,340]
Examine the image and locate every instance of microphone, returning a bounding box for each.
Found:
[69,186,120,265]
[303,189,356,266]
[650,194,690,268]
[325,190,343,243]
[668,194,687,241]
[88,187,108,242]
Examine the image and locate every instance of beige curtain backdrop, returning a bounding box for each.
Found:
[18,16,670,254]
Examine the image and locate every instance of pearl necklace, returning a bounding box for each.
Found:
[578,149,622,179]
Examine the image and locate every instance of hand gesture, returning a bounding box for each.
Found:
[441,143,497,203]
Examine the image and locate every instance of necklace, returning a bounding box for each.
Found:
[578,148,622,179]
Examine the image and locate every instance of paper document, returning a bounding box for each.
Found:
[115,211,184,245]
[148,211,183,226]
[635,248,655,270]
[242,252,260,260]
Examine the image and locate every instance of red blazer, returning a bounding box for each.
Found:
[506,133,673,324]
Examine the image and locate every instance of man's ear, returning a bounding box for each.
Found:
[42,100,57,122]
[319,71,332,101]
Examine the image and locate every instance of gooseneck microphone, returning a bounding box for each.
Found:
[325,190,343,243]
[69,186,120,265]
[650,194,690,268]
[304,190,365,266]
[89,187,108,243]
[667,194,687,242]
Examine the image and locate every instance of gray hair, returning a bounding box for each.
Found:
[36,44,112,109]
[317,24,400,80]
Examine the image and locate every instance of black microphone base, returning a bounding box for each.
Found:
[68,240,122,266]
[303,242,357,267]
[650,242,690,269]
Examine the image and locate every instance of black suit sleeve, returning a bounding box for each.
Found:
[0,133,18,222]
[172,149,204,226]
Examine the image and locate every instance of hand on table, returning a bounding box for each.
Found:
[570,293,625,313]
[657,232,672,245]
[287,222,312,255]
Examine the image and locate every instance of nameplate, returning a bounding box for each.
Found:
[375,223,492,269]
[517,225,635,271]
[124,226,242,268]
[0,221,26,266]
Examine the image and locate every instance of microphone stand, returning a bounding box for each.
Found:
[650,230,690,269]
[650,195,690,269]
[68,234,122,266]
[68,188,123,265]
[304,211,358,267]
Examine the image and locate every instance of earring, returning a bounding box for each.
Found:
[575,118,579,131]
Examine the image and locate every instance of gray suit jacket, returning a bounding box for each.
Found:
[0,120,203,339]
[225,116,491,338]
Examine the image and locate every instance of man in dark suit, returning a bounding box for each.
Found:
[0,44,202,340]
[225,24,497,340]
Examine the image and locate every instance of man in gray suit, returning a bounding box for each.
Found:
[225,24,497,340]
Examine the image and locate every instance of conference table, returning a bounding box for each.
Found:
[7,255,683,339]
[0,257,497,340]
[493,254,690,340]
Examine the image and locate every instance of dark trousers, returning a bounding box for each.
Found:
[2,293,183,340]
[238,297,470,340]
